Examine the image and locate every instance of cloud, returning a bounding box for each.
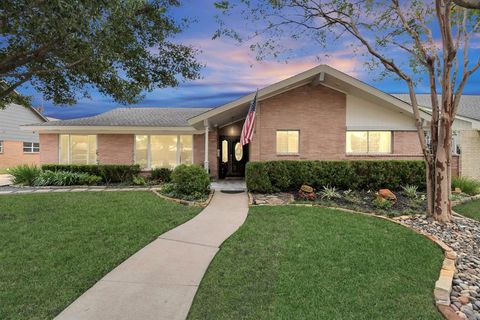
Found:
[182,36,364,90]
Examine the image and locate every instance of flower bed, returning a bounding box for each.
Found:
[294,189,428,216]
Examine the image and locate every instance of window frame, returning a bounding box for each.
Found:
[0,140,3,153]
[276,130,300,155]
[134,134,194,170]
[346,130,393,154]
[59,134,97,164]
[23,141,40,153]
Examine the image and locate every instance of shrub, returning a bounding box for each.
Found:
[245,162,273,193]
[170,164,210,198]
[151,167,172,183]
[402,185,419,199]
[265,161,290,191]
[132,175,147,186]
[320,186,341,200]
[245,160,426,193]
[41,164,140,183]
[372,197,393,210]
[9,165,41,185]
[452,176,480,196]
[33,171,102,186]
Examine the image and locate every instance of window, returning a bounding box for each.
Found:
[424,130,461,155]
[221,140,228,163]
[276,130,299,154]
[23,142,40,153]
[59,135,97,164]
[346,131,392,154]
[134,135,193,169]
[0,141,3,153]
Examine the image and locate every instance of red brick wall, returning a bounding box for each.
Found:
[39,134,59,164]
[247,85,427,163]
[193,129,218,178]
[249,84,347,161]
[0,140,40,168]
[97,134,134,164]
[393,131,422,154]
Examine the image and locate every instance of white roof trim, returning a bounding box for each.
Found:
[21,125,204,134]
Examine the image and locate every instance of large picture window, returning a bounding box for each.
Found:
[59,135,97,164]
[135,135,193,169]
[276,130,299,155]
[346,131,392,154]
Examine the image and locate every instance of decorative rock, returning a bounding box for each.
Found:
[377,189,397,203]
[402,215,480,320]
[460,296,471,305]
[300,184,314,193]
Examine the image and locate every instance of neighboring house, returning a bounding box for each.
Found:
[0,103,48,168]
[23,65,480,179]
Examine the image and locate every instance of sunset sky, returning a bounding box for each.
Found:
[16,0,480,120]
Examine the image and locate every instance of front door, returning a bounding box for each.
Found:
[219,136,248,178]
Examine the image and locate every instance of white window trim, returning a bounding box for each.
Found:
[276,130,300,155]
[0,140,3,153]
[346,130,393,154]
[134,134,194,170]
[23,142,40,153]
[58,134,98,164]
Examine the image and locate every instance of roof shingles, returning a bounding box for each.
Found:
[392,94,480,121]
[35,107,212,127]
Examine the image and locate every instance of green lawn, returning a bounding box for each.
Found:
[188,206,443,320]
[454,200,480,221]
[0,191,201,320]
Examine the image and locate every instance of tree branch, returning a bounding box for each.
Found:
[453,0,480,9]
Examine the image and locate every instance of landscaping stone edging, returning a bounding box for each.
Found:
[452,194,480,207]
[267,202,460,320]
[151,189,215,207]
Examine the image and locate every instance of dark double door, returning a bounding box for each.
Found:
[219,136,248,178]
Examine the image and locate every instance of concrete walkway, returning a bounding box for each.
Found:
[0,174,12,186]
[55,191,249,320]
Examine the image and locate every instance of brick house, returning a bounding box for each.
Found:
[23,65,480,179]
[0,103,48,168]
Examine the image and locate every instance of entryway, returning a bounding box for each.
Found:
[218,135,249,178]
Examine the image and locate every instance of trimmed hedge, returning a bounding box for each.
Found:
[246,160,426,193]
[151,167,172,183]
[41,164,140,183]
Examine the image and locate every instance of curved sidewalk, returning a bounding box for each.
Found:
[55,191,249,320]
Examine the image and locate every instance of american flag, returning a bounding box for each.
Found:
[240,90,258,146]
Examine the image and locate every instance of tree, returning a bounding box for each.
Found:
[0,0,201,109]
[453,0,480,9]
[214,0,480,222]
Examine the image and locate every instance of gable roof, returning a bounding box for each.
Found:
[30,107,211,128]
[187,64,426,129]
[392,94,480,121]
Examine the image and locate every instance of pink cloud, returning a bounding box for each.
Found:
[185,37,364,91]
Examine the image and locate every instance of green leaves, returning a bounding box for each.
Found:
[0,0,201,108]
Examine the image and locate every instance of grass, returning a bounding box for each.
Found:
[452,176,480,195]
[454,200,480,221]
[0,191,201,320]
[188,206,443,320]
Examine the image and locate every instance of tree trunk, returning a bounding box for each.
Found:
[426,162,435,216]
[433,120,452,222]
